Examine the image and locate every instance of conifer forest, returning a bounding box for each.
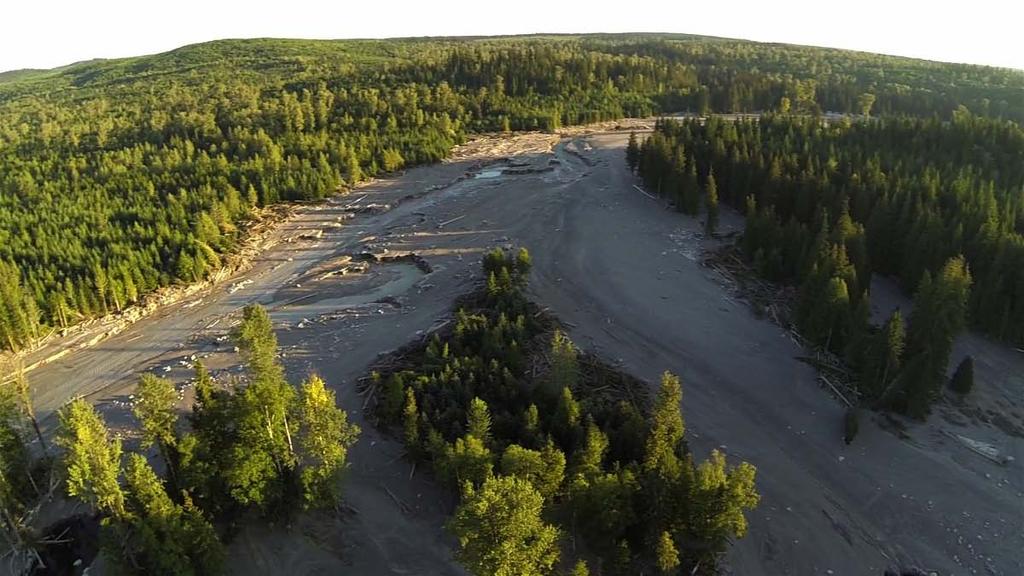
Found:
[1,32,1022,576]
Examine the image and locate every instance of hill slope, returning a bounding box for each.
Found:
[1,34,1023,351]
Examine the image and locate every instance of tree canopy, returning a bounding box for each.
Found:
[1,34,1021,352]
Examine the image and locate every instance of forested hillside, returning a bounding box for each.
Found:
[631,113,1024,415]
[1,34,1022,351]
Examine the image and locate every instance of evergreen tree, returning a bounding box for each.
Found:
[550,330,579,391]
[655,530,681,574]
[0,384,35,522]
[119,453,225,575]
[467,397,492,445]
[858,310,904,402]
[705,170,719,236]
[897,257,972,417]
[442,435,494,488]
[644,372,685,479]
[403,387,420,448]
[681,451,759,570]
[626,132,640,173]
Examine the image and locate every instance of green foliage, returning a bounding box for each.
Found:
[626,132,640,173]
[678,450,760,569]
[0,261,39,351]
[372,252,757,573]
[58,306,360,572]
[644,372,685,479]
[855,310,905,402]
[379,372,405,423]
[441,434,494,489]
[570,560,590,576]
[118,454,224,576]
[555,386,582,447]
[896,257,973,417]
[500,443,566,500]
[704,171,719,236]
[568,467,639,554]
[467,397,492,445]
[0,384,35,517]
[655,530,680,574]
[134,374,178,452]
[1,35,1022,353]
[133,373,180,487]
[448,475,561,576]
[403,386,420,448]
[571,420,609,479]
[634,115,1008,418]
[57,398,126,517]
[296,375,360,509]
[951,355,975,395]
[550,330,579,391]
[227,304,298,513]
[636,115,1019,353]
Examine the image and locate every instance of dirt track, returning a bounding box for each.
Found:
[25,129,1024,575]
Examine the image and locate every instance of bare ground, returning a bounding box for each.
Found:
[19,129,1024,575]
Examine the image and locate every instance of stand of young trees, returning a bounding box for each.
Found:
[0,365,51,568]
[54,304,359,574]
[372,248,759,575]
[631,115,1018,417]
[1,35,1022,352]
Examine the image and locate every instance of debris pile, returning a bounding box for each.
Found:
[701,244,796,327]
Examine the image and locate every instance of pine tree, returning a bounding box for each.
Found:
[572,420,609,479]
[466,397,492,445]
[860,310,905,402]
[0,383,35,520]
[644,372,685,479]
[898,257,972,417]
[626,132,640,173]
[403,387,420,448]
[655,530,680,574]
[683,450,759,570]
[441,435,493,488]
[121,453,224,575]
[570,560,590,576]
[705,170,719,236]
[549,330,579,390]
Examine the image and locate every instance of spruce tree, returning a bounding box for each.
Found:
[626,132,640,173]
[705,170,719,236]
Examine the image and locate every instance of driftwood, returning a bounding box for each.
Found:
[381,483,411,515]
[704,244,865,408]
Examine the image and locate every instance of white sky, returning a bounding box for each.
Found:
[2,0,1022,73]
